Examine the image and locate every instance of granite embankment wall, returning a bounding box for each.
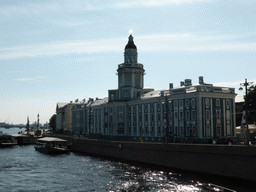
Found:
[70,138,256,181]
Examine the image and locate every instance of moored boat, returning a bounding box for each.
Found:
[0,134,17,148]
[34,137,70,154]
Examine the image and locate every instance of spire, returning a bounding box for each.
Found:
[125,34,137,49]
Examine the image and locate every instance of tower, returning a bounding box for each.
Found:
[117,33,145,100]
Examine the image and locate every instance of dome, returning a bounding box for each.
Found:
[125,35,137,49]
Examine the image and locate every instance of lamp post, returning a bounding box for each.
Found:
[239,78,254,146]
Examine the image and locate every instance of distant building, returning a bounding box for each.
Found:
[57,34,237,142]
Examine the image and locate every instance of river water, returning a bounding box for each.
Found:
[0,128,254,192]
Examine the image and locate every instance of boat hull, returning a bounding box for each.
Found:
[34,146,70,154]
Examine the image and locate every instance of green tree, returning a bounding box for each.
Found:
[49,114,57,132]
[245,85,256,124]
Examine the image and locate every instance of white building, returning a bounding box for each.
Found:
[58,34,237,143]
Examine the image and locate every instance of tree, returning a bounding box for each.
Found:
[245,85,256,124]
[49,114,57,132]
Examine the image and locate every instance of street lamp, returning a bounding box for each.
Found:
[239,78,254,146]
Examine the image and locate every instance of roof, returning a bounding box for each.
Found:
[125,35,137,49]
[12,134,29,137]
[37,137,67,142]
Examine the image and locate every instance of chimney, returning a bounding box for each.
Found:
[180,81,184,86]
[184,79,192,86]
[199,76,204,84]
[169,83,173,89]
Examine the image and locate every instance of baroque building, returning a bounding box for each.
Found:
[57,33,237,142]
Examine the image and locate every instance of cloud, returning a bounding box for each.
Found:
[15,76,47,83]
[0,0,212,16]
[213,79,256,88]
[115,0,212,8]
[1,32,255,60]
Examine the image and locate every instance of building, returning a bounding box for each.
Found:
[57,34,237,142]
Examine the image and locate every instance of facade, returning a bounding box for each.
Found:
[57,34,237,142]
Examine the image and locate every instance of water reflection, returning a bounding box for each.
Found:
[0,128,247,191]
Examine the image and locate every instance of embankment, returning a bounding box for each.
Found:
[70,138,256,181]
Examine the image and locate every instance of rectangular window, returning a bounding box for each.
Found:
[216,126,221,136]
[145,126,148,133]
[206,110,210,120]
[205,98,209,107]
[186,100,189,107]
[186,111,190,120]
[186,126,190,136]
[151,114,154,121]
[206,125,211,137]
[157,113,160,121]
[145,114,148,121]
[216,99,220,106]
[191,99,195,108]
[134,126,137,135]
[192,111,196,120]
[175,112,178,119]
[179,100,183,107]
[179,111,183,119]
[217,110,221,120]
[174,101,178,107]
[226,100,230,107]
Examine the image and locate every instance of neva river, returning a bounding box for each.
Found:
[0,128,254,192]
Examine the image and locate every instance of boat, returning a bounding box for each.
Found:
[0,134,17,148]
[34,137,70,154]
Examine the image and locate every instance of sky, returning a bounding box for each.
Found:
[0,0,256,124]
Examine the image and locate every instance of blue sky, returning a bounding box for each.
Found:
[1,0,255,124]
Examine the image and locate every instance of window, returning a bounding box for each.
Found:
[226,110,230,120]
[216,126,221,136]
[191,99,195,108]
[158,126,161,133]
[169,126,173,133]
[206,110,210,120]
[145,104,148,112]
[205,98,209,107]
[181,126,184,136]
[151,114,154,121]
[216,110,221,120]
[133,126,137,135]
[151,127,155,134]
[175,126,178,134]
[175,112,178,119]
[186,126,190,136]
[192,126,196,136]
[139,127,142,134]
[206,125,211,137]
[139,114,142,122]
[192,111,196,120]
[157,113,160,121]
[179,111,183,119]
[179,100,183,107]
[119,116,123,123]
[186,111,190,120]
[174,101,178,108]
[226,100,230,107]
[186,100,189,107]
[216,99,220,106]
[145,126,148,133]
[145,114,148,121]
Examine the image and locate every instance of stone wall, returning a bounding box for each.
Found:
[70,138,256,181]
